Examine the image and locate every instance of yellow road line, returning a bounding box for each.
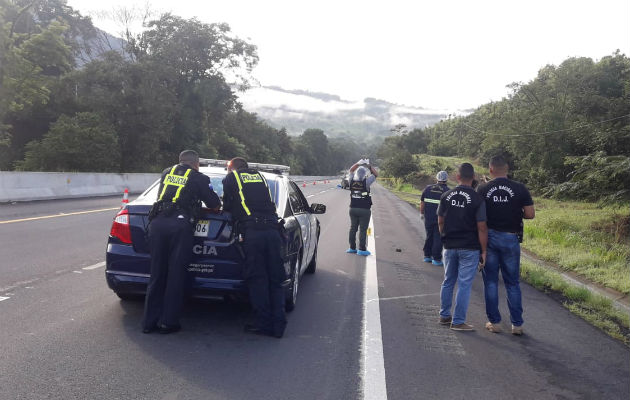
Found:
[0,207,120,224]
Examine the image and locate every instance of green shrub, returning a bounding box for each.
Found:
[17,112,120,172]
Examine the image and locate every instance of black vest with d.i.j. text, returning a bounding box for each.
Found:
[440,186,483,250]
[349,178,372,209]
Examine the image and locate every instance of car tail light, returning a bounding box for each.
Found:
[110,208,132,244]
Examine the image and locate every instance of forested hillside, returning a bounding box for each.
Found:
[0,0,366,175]
[378,52,630,202]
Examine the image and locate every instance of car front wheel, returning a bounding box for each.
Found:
[305,245,317,274]
[285,254,300,312]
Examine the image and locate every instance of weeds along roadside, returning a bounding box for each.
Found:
[380,179,630,346]
[521,259,629,345]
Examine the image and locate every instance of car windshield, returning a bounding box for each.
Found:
[139,173,278,207]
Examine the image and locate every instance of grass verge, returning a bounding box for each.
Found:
[414,154,490,177]
[521,259,629,345]
[523,198,630,294]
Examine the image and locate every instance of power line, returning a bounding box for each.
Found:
[462,114,629,137]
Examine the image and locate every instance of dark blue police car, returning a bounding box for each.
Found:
[106,159,325,311]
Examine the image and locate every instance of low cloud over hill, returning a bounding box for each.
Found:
[238,86,469,140]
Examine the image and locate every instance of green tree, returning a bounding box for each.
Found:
[18,112,120,171]
[382,150,417,177]
[296,129,331,175]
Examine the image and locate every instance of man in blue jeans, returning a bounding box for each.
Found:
[477,155,535,335]
[437,163,488,331]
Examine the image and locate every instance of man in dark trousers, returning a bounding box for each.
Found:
[142,150,221,334]
[420,170,450,266]
[437,163,488,331]
[346,158,378,256]
[222,157,287,338]
[477,155,535,335]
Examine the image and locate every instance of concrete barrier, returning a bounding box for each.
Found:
[0,172,343,203]
[0,171,160,203]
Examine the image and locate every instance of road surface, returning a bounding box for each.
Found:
[1,182,628,399]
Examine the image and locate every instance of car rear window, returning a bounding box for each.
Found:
[139,173,278,208]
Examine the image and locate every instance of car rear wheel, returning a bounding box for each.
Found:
[285,254,300,312]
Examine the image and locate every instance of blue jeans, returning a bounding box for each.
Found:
[440,248,480,325]
[482,229,523,326]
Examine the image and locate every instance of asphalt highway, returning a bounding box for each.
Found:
[0,182,628,400]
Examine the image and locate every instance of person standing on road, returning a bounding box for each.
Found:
[346,158,378,256]
[437,163,488,331]
[477,155,535,336]
[142,150,221,334]
[222,157,287,338]
[420,171,450,266]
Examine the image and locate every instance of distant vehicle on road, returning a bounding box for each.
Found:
[106,159,326,311]
[340,172,350,189]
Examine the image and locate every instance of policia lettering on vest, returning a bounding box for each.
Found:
[142,150,221,335]
[222,157,287,338]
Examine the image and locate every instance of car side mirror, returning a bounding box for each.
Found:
[310,203,326,214]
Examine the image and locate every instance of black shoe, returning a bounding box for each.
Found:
[158,324,181,334]
[244,324,273,337]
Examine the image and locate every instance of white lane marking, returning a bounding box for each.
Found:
[72,271,82,274]
[0,207,119,224]
[378,293,440,302]
[0,278,39,293]
[306,188,334,199]
[336,269,348,275]
[361,216,388,400]
[83,261,106,270]
[0,296,10,302]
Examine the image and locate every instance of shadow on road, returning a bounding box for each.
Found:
[111,265,363,399]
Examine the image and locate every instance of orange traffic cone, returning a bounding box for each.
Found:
[302,182,306,188]
[121,188,129,207]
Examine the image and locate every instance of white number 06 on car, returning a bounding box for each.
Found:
[194,220,210,237]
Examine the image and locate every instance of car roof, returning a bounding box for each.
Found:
[199,166,287,181]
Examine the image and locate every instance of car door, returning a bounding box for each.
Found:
[287,181,311,270]
[292,182,318,263]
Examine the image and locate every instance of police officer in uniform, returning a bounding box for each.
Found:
[437,163,488,331]
[346,159,378,256]
[477,155,535,335]
[142,150,221,334]
[420,171,450,266]
[222,157,287,338]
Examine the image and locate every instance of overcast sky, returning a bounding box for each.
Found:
[67,0,630,110]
